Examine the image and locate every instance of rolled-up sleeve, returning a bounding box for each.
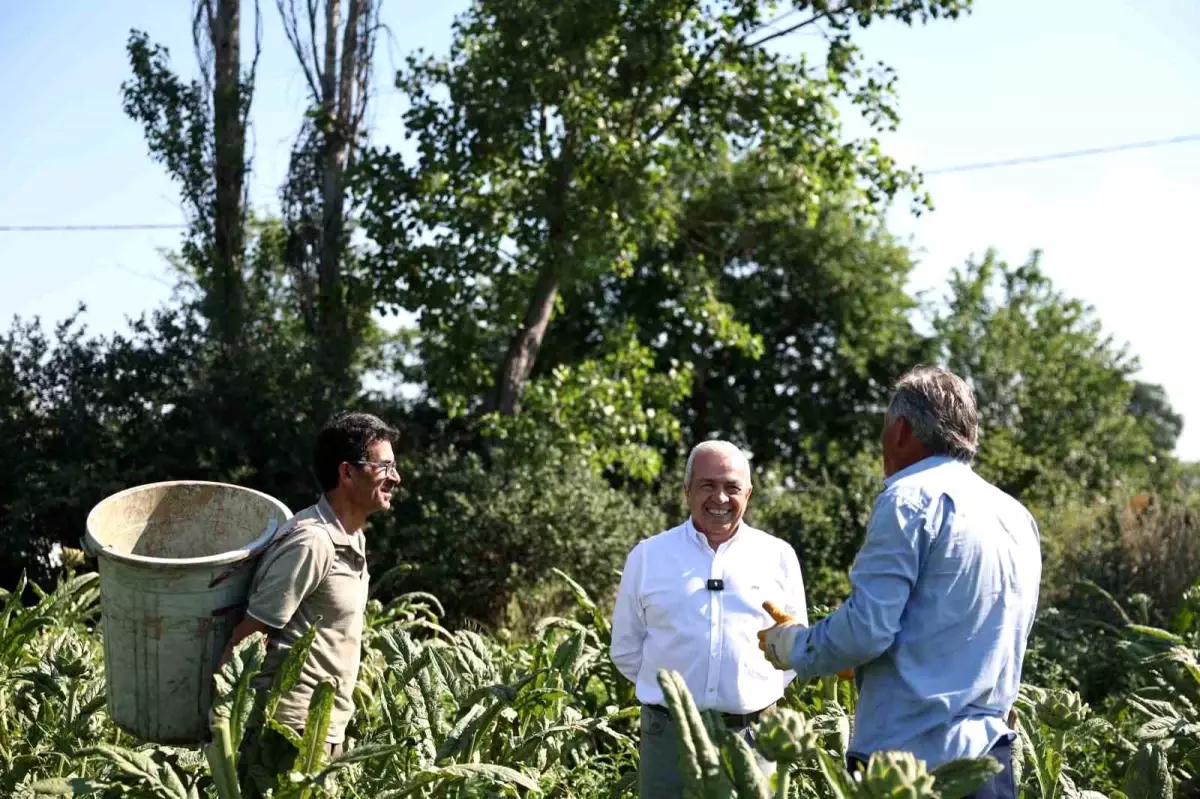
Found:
[246,528,333,629]
[610,543,646,683]
[787,492,922,679]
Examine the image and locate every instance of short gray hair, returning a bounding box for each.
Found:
[886,366,979,462]
[685,440,752,488]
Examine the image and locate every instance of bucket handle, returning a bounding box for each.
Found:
[207,518,280,589]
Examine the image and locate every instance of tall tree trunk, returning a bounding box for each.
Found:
[494,263,560,415]
[278,0,376,389]
[317,0,343,349]
[210,0,246,351]
[491,147,574,415]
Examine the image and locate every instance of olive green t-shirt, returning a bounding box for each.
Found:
[246,496,369,745]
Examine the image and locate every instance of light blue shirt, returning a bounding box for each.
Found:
[787,456,1042,768]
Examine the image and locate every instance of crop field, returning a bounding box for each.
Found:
[1,562,1193,798]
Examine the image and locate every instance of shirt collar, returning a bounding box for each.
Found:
[315,494,356,547]
[882,454,967,488]
[684,517,744,551]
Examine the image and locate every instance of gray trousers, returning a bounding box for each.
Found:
[638,706,776,798]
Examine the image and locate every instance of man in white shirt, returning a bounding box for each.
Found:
[610,440,808,797]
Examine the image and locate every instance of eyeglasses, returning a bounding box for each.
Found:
[355,460,400,477]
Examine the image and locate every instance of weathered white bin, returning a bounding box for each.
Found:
[84,480,292,745]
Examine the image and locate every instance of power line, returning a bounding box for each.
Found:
[1,134,1198,232]
[924,133,1200,175]
[0,223,186,232]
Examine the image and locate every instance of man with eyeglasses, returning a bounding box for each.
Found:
[221,411,400,796]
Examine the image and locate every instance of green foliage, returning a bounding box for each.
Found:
[13,0,1200,794]
[356,0,962,422]
[121,30,217,274]
[658,668,1004,798]
[483,329,695,482]
[0,214,385,589]
[544,169,929,466]
[744,451,882,604]
[931,251,1162,505]
[210,633,267,755]
[1130,381,1184,455]
[1122,743,1173,799]
[1026,494,1200,703]
[13,558,1200,798]
[376,444,669,628]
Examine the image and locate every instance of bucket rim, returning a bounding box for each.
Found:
[84,479,294,568]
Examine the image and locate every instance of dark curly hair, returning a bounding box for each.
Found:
[312,411,400,492]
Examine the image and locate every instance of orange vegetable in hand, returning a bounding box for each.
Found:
[758,600,795,654]
[760,600,855,681]
[763,600,792,624]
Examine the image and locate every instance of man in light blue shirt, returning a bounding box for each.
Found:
[762,365,1041,798]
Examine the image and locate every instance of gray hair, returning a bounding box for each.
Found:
[684,440,752,488]
[886,366,979,462]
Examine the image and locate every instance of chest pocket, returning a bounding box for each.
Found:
[723,575,775,625]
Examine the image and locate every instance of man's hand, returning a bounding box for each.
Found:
[219,616,270,669]
[757,601,856,679]
[758,600,806,670]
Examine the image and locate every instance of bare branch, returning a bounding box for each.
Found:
[276,0,324,103]
[193,0,217,98]
[745,8,837,49]
[244,0,264,126]
[321,0,339,115]
[351,3,381,137]
[337,0,364,130]
[307,0,323,88]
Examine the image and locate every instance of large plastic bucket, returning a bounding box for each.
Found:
[84,480,292,745]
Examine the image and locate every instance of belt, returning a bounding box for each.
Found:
[642,702,773,729]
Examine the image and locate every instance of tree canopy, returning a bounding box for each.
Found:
[1,0,1188,628]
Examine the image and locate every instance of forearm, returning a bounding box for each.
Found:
[220,616,271,666]
[788,603,895,679]
[610,546,646,684]
[609,616,645,683]
[787,494,919,678]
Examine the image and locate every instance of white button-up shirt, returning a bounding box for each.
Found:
[610,519,808,714]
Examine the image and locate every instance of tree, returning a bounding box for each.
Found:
[122,0,261,354]
[358,0,969,423]
[1130,381,1184,456]
[0,221,385,589]
[277,0,385,391]
[932,251,1164,504]
[377,442,671,627]
[540,155,929,470]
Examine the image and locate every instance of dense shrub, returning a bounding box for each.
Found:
[746,450,882,607]
[375,444,670,629]
[1039,489,1200,627]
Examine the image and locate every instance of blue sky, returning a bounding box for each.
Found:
[2,1,1198,457]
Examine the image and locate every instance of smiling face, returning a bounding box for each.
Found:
[340,439,400,517]
[686,447,752,545]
